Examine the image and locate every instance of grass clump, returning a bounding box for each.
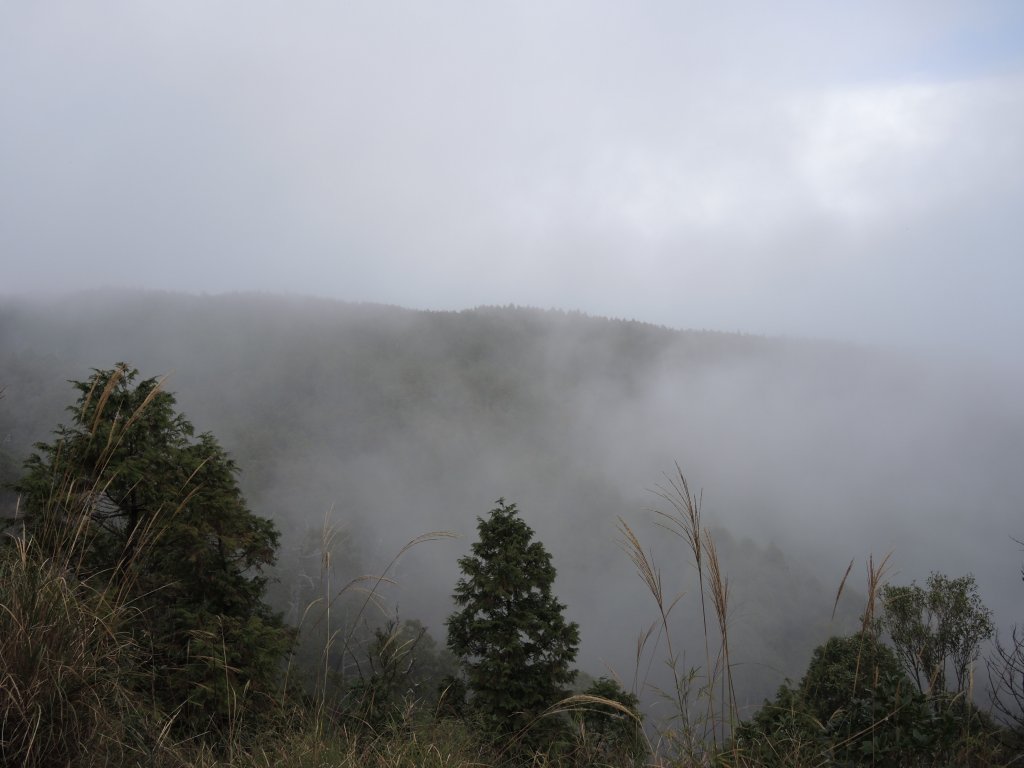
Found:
[0,534,159,767]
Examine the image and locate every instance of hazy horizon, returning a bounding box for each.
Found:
[4,2,1024,361]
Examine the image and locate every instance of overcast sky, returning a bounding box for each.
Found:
[2,2,1023,357]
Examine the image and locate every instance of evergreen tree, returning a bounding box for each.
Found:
[11,364,292,738]
[446,499,580,741]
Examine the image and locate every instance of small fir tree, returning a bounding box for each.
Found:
[446,499,580,740]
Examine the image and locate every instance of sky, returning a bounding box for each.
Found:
[2,1,1023,358]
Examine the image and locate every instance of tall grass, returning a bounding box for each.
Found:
[282,515,457,761]
[0,372,176,767]
[0,372,226,763]
[0,533,161,767]
[1,425,470,767]
[617,465,739,764]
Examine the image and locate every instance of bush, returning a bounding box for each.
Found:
[733,632,977,767]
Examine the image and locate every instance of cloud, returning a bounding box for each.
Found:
[791,78,1024,222]
[2,2,1022,357]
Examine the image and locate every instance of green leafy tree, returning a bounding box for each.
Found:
[11,364,293,738]
[879,572,993,697]
[446,499,580,742]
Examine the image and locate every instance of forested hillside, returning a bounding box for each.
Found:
[2,289,1023,720]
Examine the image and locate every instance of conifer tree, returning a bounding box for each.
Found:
[446,499,579,739]
[12,364,292,738]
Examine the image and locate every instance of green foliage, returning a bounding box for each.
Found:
[10,364,293,740]
[879,572,994,696]
[804,634,936,766]
[734,632,978,767]
[436,675,469,720]
[446,499,580,743]
[572,677,647,767]
[800,633,905,724]
[347,618,459,729]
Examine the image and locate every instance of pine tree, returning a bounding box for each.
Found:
[12,364,292,738]
[446,499,579,740]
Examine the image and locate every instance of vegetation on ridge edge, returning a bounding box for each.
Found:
[2,362,1024,766]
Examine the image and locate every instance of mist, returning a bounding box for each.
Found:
[2,292,1022,716]
[3,2,1024,362]
[3,0,1024,730]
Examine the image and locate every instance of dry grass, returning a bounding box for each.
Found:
[0,533,167,767]
[0,371,175,767]
[618,465,740,763]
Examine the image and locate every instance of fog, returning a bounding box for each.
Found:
[3,0,1024,721]
[2,293,1023,716]
[2,2,1024,361]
